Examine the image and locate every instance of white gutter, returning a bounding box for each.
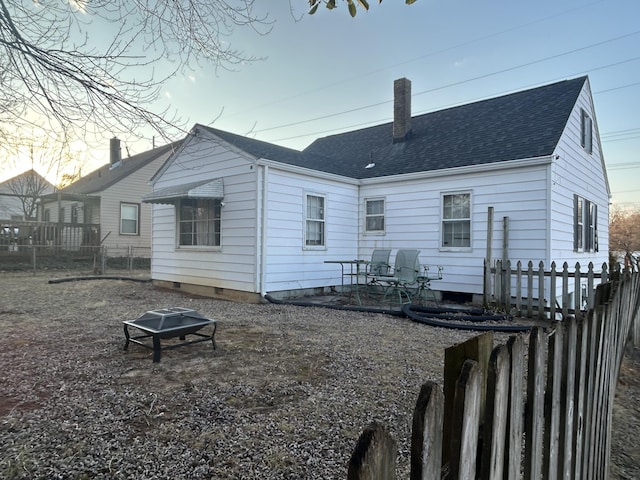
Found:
[256,159,359,185]
[360,155,555,185]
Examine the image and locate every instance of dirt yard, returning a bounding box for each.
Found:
[0,271,638,479]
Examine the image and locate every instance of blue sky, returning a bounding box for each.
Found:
[148,0,640,207]
[7,0,640,207]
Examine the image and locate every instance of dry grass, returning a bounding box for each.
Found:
[0,270,637,479]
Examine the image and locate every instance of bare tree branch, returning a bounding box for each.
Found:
[0,0,271,163]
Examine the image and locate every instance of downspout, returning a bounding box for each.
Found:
[259,165,269,297]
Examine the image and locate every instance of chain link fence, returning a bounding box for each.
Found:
[0,244,151,275]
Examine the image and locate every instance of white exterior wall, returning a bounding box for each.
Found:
[150,133,260,292]
[359,162,551,295]
[262,166,359,294]
[549,81,609,269]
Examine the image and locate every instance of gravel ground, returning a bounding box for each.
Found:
[0,271,637,479]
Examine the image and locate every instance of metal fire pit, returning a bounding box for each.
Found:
[123,307,217,363]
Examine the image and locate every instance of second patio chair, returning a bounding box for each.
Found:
[375,249,421,304]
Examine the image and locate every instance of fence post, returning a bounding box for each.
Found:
[504,260,512,314]
[449,360,482,480]
[550,261,557,321]
[347,422,397,480]
[483,259,491,308]
[559,317,577,480]
[443,332,494,468]
[543,325,564,480]
[526,261,534,318]
[574,263,582,317]
[562,263,570,319]
[505,335,525,480]
[586,262,595,310]
[524,327,547,480]
[515,261,523,317]
[495,260,503,310]
[538,261,546,320]
[410,382,444,480]
[479,344,510,480]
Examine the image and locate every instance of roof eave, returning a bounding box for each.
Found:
[360,155,554,185]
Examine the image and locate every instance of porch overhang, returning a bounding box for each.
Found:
[143,178,224,205]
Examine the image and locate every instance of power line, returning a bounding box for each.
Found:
[256,31,640,137]
[224,1,604,120]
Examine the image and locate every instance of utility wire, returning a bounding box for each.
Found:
[224,1,604,119]
[256,31,640,136]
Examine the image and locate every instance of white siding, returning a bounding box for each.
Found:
[359,164,550,295]
[262,168,359,293]
[549,80,609,269]
[150,133,260,292]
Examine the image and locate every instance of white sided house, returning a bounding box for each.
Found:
[145,76,609,303]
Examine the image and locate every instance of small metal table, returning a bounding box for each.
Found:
[325,259,369,305]
[123,307,217,363]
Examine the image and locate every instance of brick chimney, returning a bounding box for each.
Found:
[393,77,412,143]
[109,137,122,166]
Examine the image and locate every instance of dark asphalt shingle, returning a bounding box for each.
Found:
[201,77,587,180]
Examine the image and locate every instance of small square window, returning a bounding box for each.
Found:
[365,198,385,233]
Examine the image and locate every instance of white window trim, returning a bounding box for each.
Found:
[120,202,139,236]
[440,191,472,252]
[581,109,593,154]
[574,194,598,253]
[304,192,326,250]
[176,198,222,250]
[364,197,386,235]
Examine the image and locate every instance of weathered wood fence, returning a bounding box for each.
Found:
[348,272,640,479]
[484,260,611,320]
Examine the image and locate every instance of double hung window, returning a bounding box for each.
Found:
[305,194,325,247]
[120,203,139,235]
[178,198,221,247]
[442,193,471,249]
[574,195,598,252]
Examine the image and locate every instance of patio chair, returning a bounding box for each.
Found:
[415,265,444,304]
[374,249,421,304]
[363,249,392,298]
[366,249,392,278]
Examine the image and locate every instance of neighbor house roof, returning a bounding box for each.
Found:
[201,76,588,180]
[55,142,181,197]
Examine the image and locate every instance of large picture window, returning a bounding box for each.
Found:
[574,195,598,252]
[365,198,385,233]
[120,203,139,235]
[305,194,325,247]
[442,192,471,249]
[178,198,221,247]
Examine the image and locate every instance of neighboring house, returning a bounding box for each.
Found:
[145,76,609,303]
[0,169,55,250]
[0,169,54,221]
[40,139,180,255]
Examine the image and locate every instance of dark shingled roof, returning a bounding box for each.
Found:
[201,77,587,180]
[59,142,180,195]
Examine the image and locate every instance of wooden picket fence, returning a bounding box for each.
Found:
[484,260,611,320]
[348,272,640,479]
